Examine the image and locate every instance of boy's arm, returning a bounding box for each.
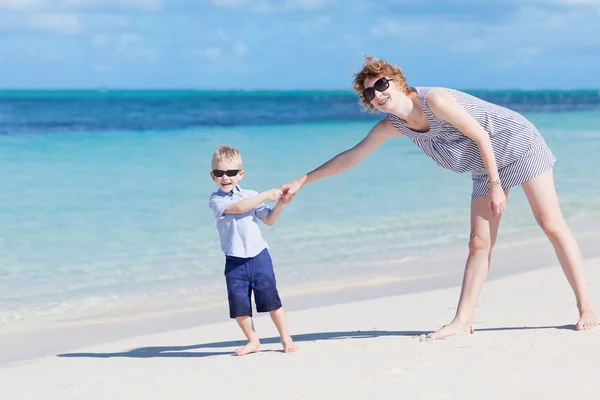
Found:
[260,200,284,226]
[224,188,282,215]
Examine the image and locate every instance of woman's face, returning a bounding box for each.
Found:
[363,76,404,112]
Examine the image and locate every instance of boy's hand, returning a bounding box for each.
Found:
[264,188,283,202]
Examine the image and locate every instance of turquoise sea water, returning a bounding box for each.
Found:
[1,91,600,331]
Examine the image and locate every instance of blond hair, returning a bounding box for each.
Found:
[211,145,243,169]
[351,55,410,112]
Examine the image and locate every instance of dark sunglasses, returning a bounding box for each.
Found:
[363,77,393,101]
[212,169,240,177]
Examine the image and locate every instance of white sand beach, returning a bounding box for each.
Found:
[1,254,599,399]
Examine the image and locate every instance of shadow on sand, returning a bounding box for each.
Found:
[56,325,574,359]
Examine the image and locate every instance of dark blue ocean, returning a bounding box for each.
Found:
[1,89,599,134]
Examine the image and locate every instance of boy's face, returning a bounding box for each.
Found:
[210,161,244,193]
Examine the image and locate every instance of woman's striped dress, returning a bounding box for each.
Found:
[388,87,556,197]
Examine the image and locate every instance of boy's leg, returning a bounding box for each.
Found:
[252,249,297,352]
[522,169,597,330]
[225,256,260,356]
[269,308,297,353]
[234,316,260,356]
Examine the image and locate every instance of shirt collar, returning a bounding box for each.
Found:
[218,185,241,196]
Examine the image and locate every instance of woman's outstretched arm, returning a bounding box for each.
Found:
[281,118,398,202]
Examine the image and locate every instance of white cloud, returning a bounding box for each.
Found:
[254,1,275,12]
[487,5,600,53]
[0,0,39,10]
[257,0,327,13]
[29,13,80,34]
[86,14,129,29]
[64,0,162,9]
[283,0,325,10]
[209,0,327,12]
[361,3,600,78]
[0,12,80,34]
[422,0,600,3]
[0,7,131,35]
[555,0,600,4]
[373,5,600,61]
[210,0,247,7]
[0,0,162,10]
[517,6,567,27]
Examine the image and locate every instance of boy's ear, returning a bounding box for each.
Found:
[210,171,216,181]
[238,170,244,180]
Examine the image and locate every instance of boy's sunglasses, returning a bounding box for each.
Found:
[363,77,393,101]
[212,169,240,177]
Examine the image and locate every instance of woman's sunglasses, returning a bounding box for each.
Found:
[212,169,240,177]
[363,77,393,101]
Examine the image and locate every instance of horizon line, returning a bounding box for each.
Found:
[1,87,599,93]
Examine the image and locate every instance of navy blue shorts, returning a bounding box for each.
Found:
[224,248,282,318]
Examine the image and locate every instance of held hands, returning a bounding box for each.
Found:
[262,184,294,205]
[280,189,292,204]
[488,184,506,217]
[279,177,304,204]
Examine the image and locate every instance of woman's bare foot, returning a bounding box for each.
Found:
[234,341,260,356]
[576,309,598,331]
[281,337,297,353]
[425,321,474,341]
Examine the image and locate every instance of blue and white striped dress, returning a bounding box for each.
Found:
[388,87,556,197]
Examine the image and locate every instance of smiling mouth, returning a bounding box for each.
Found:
[378,97,389,106]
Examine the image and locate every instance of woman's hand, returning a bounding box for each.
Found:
[488,184,506,217]
[280,175,307,203]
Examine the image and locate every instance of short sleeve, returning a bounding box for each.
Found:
[208,193,232,220]
[255,202,270,219]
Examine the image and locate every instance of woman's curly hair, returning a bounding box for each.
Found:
[352,55,410,112]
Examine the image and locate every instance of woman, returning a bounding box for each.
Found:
[281,56,597,339]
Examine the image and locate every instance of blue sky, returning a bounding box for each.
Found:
[0,0,599,90]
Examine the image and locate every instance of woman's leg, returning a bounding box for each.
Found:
[522,169,597,330]
[427,190,507,340]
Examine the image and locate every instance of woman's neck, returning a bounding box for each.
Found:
[393,92,424,124]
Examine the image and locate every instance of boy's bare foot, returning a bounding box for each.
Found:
[424,321,474,341]
[281,337,297,353]
[576,309,598,331]
[234,341,260,356]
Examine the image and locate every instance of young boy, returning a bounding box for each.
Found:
[208,145,297,356]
